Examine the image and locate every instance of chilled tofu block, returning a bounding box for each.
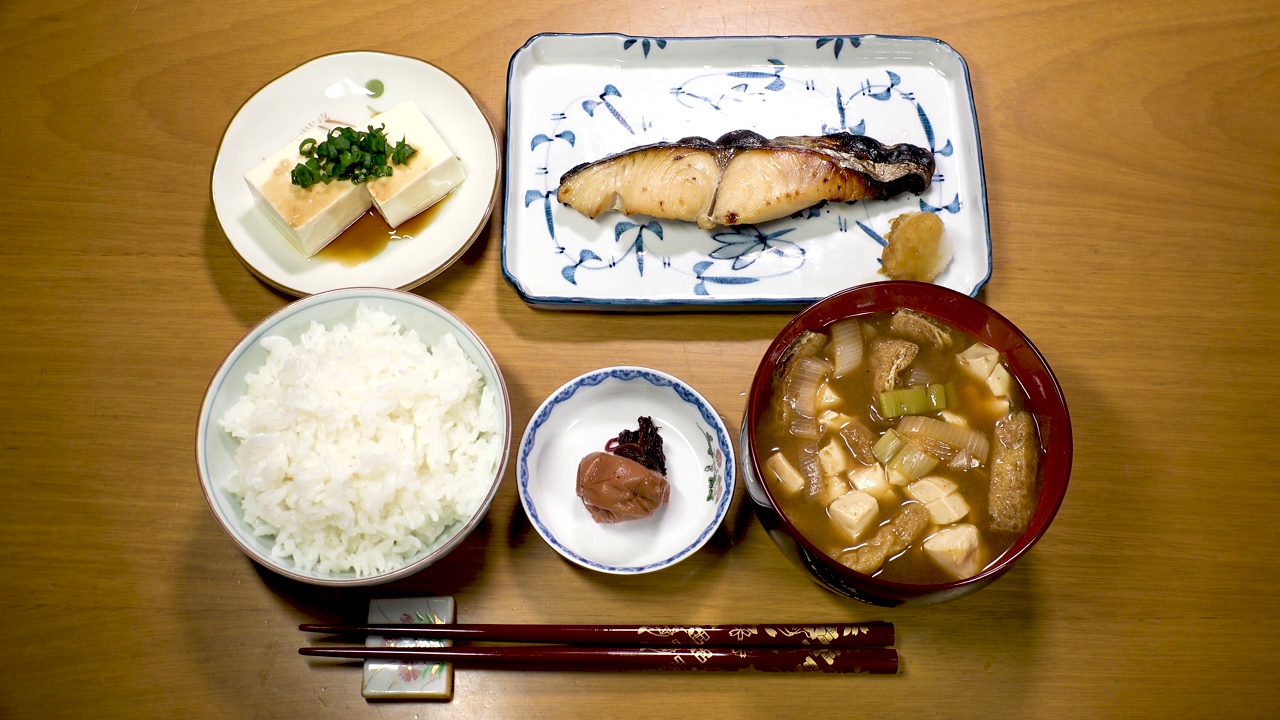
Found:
[817,438,852,477]
[957,342,1000,380]
[765,452,805,493]
[924,524,983,579]
[829,491,879,541]
[244,128,372,257]
[366,102,466,228]
[925,493,971,525]
[848,464,894,503]
[905,476,958,504]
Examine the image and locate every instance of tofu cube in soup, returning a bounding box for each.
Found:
[816,383,842,410]
[986,363,1013,398]
[925,493,971,525]
[905,476,958,504]
[830,490,879,541]
[817,438,852,477]
[924,524,983,579]
[814,472,850,506]
[765,452,806,493]
[818,410,855,433]
[957,342,1000,380]
[848,463,895,503]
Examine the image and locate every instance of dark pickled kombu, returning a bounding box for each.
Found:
[577,416,671,523]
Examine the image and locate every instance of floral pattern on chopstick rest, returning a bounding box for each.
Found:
[361,596,456,700]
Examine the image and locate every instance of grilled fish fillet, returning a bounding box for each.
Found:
[557,130,935,229]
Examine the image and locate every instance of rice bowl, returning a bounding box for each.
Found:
[196,288,511,586]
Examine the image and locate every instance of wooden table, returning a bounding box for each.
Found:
[2,1,1277,717]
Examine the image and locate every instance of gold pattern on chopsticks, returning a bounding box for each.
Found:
[638,626,712,644]
[813,649,839,665]
[797,655,821,672]
[728,626,758,641]
[765,625,862,644]
[689,648,715,664]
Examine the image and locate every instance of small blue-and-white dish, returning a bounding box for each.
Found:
[518,366,734,574]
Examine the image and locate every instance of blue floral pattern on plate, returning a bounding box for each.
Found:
[503,34,991,309]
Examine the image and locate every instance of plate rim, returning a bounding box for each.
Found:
[500,32,991,310]
[210,50,502,297]
[516,365,736,574]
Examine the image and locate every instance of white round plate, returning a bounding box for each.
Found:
[518,367,735,574]
[211,52,500,296]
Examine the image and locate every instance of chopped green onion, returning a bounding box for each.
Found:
[290,123,415,188]
[391,137,417,165]
[887,441,939,481]
[872,428,905,465]
[882,383,957,417]
[880,386,932,417]
[927,384,948,411]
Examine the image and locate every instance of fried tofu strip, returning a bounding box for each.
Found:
[868,338,919,395]
[989,411,1038,533]
[838,419,878,465]
[840,502,930,575]
[888,308,954,348]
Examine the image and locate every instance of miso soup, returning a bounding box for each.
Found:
[756,309,1041,585]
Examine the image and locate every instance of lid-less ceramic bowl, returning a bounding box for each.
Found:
[518,366,734,574]
[196,288,511,586]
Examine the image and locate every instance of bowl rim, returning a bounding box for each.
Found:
[194,286,512,586]
[516,365,736,574]
[744,280,1072,597]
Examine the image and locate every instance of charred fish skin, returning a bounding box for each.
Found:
[729,130,936,198]
[556,130,935,229]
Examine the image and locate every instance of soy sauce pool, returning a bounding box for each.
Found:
[316,195,452,266]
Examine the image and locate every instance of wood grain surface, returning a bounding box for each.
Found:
[1,1,1277,718]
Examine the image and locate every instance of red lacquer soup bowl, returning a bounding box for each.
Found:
[740,281,1072,606]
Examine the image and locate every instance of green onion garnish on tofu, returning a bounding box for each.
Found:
[290,125,416,189]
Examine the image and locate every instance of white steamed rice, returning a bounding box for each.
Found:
[219,304,502,577]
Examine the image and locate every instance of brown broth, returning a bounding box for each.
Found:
[316,194,451,266]
[756,312,1038,585]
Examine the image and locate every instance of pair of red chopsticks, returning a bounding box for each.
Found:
[299,621,898,673]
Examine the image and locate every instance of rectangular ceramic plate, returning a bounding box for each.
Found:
[502,33,990,310]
